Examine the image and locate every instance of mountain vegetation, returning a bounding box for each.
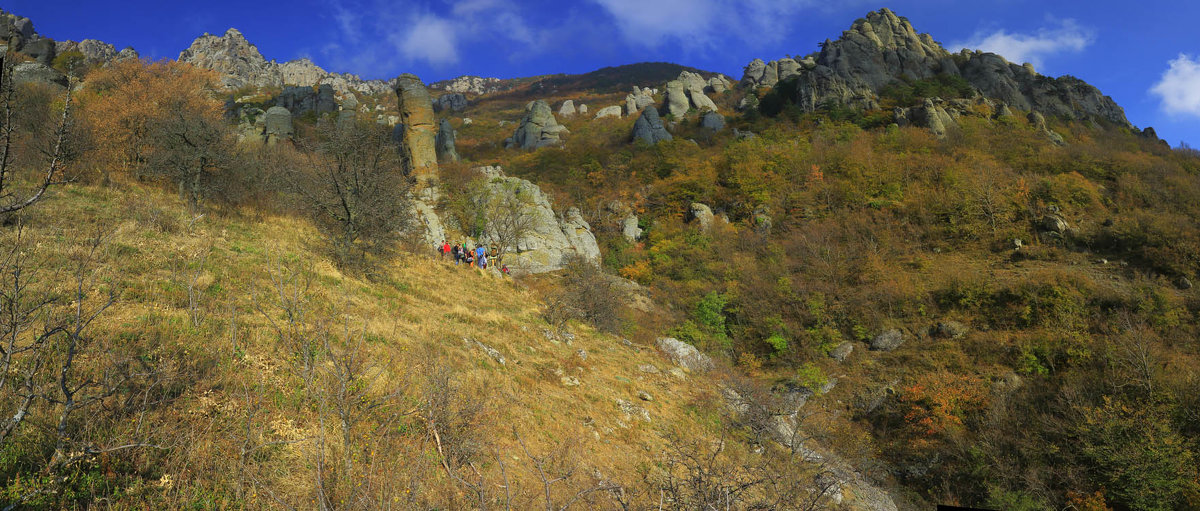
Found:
[1,5,1199,511]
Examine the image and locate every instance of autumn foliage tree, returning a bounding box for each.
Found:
[77,60,224,187]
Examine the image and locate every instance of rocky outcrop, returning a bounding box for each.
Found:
[631,106,672,145]
[0,9,59,66]
[11,62,67,88]
[664,71,719,116]
[433,93,468,113]
[740,8,1131,128]
[558,100,576,117]
[178,28,390,94]
[1027,111,1066,145]
[621,216,642,242]
[472,167,600,273]
[275,84,336,118]
[506,100,568,150]
[706,75,732,94]
[700,111,725,131]
[429,75,508,95]
[55,39,116,66]
[236,106,267,144]
[410,198,447,247]
[594,105,622,119]
[655,337,714,372]
[395,74,439,183]
[436,118,459,163]
[870,329,905,351]
[689,203,714,232]
[624,87,655,116]
[577,104,588,115]
[263,106,293,145]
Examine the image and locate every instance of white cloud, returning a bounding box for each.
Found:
[952,19,1094,69]
[588,0,815,49]
[1150,54,1200,117]
[322,0,543,73]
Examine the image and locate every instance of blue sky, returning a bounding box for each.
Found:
[7,0,1198,146]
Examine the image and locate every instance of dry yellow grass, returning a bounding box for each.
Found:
[7,179,749,508]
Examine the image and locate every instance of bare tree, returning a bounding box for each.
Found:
[0,47,73,215]
[145,98,238,213]
[0,224,61,446]
[291,118,414,265]
[477,180,537,265]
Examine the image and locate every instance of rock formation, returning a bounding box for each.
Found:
[577,104,588,115]
[506,100,568,150]
[739,8,1131,128]
[433,93,468,113]
[631,106,673,145]
[178,28,391,95]
[472,167,600,273]
[429,75,507,95]
[664,71,719,116]
[394,74,439,183]
[236,107,267,144]
[558,100,576,117]
[263,106,293,145]
[275,84,337,118]
[624,87,655,116]
[11,62,68,88]
[594,105,622,119]
[700,111,725,131]
[55,39,117,66]
[689,203,715,232]
[436,118,459,163]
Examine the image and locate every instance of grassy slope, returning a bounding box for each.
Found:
[11,178,810,508]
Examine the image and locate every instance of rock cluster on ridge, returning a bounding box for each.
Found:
[740,8,1131,128]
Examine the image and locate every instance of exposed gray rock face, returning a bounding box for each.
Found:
[436,118,459,163]
[236,107,267,144]
[829,342,854,362]
[621,216,642,242]
[336,95,359,124]
[655,337,714,372]
[507,100,567,150]
[395,74,439,182]
[116,47,139,61]
[409,198,446,246]
[1028,111,1066,145]
[55,39,117,66]
[21,38,55,66]
[577,104,587,115]
[429,75,507,95]
[275,84,337,118]
[472,167,600,273]
[689,203,714,232]
[625,87,655,116]
[706,75,732,94]
[631,106,673,145]
[700,111,725,131]
[663,80,690,117]
[11,62,67,88]
[558,99,576,116]
[870,329,905,351]
[263,106,293,145]
[0,9,57,66]
[594,105,622,119]
[740,8,1131,128]
[178,28,390,94]
[433,93,468,113]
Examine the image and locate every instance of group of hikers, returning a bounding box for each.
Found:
[438,241,509,275]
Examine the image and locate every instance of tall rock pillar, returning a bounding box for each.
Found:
[394,73,438,187]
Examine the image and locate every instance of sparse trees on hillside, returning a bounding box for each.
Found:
[0,47,73,215]
[291,118,414,265]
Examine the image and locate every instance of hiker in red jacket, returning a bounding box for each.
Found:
[441,241,451,260]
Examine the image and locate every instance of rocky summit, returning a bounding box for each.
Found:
[743,8,1130,128]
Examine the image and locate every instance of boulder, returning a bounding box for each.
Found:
[472,167,599,273]
[593,105,622,119]
[236,106,267,144]
[631,106,672,145]
[508,100,567,150]
[686,83,718,112]
[624,87,656,116]
[578,104,587,115]
[436,118,459,163]
[263,106,293,144]
[395,74,439,182]
[829,342,854,362]
[336,95,358,124]
[776,58,802,81]
[1040,214,1069,234]
[700,111,725,131]
[558,99,576,116]
[655,337,714,372]
[433,92,468,113]
[741,59,767,85]
[689,203,714,232]
[663,80,689,117]
[934,321,968,339]
[706,75,731,94]
[870,329,904,351]
[621,216,642,242]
